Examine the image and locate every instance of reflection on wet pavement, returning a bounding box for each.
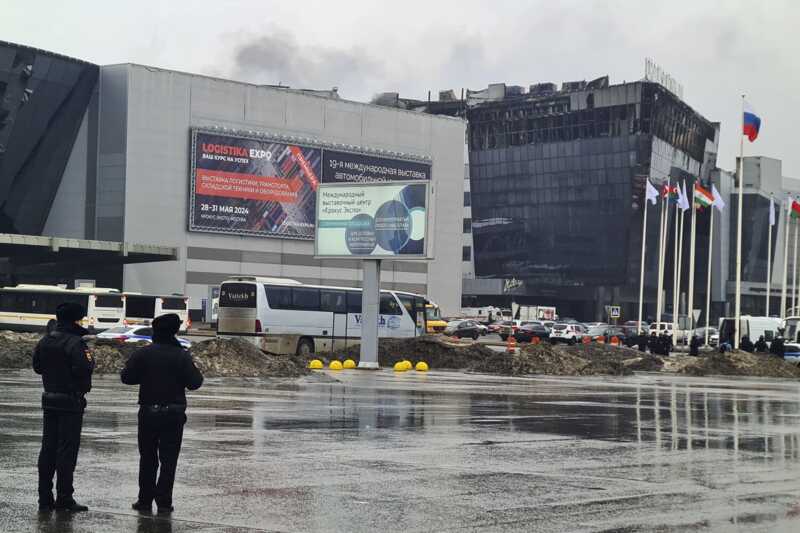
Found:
[2,369,800,531]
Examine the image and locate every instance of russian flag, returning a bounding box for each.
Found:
[743,100,761,142]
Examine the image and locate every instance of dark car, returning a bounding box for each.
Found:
[514,323,550,343]
[444,320,482,340]
[587,325,629,345]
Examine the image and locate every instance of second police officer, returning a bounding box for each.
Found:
[121,313,203,514]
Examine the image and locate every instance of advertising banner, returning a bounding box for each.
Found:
[321,149,430,184]
[189,129,432,241]
[315,182,428,258]
[189,131,321,239]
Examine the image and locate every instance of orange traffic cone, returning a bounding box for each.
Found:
[506,335,517,353]
[610,336,620,346]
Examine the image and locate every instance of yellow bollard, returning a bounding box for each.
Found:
[308,359,323,369]
[393,361,407,372]
[342,359,356,369]
[329,360,343,371]
[415,361,429,372]
[402,360,413,370]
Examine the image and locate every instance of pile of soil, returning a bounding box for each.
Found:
[322,336,497,369]
[0,332,308,378]
[322,336,665,377]
[0,330,38,369]
[672,351,800,378]
[190,338,309,378]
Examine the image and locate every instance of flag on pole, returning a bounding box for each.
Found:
[743,101,761,142]
[711,184,726,212]
[694,183,714,209]
[791,198,800,219]
[678,181,690,211]
[663,182,678,201]
[646,180,659,205]
[770,196,776,226]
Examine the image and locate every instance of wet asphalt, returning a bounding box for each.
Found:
[2,369,800,532]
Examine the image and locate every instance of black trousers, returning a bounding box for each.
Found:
[137,407,186,507]
[38,410,84,504]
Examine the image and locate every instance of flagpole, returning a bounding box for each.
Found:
[705,206,714,346]
[781,198,790,319]
[793,220,798,314]
[688,190,698,331]
[637,192,649,334]
[767,194,773,316]
[673,199,681,346]
[656,181,668,327]
[676,205,685,343]
[734,94,745,350]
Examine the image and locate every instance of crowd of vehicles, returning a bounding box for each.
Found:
[97,326,192,349]
[0,284,189,333]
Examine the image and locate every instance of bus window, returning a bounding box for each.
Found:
[380,293,402,315]
[321,290,346,313]
[397,294,414,316]
[161,297,186,311]
[220,283,256,308]
[346,291,362,314]
[292,288,320,311]
[264,285,291,310]
[126,295,156,319]
[95,294,123,308]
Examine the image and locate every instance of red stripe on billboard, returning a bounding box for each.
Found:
[290,146,319,190]
[195,168,300,203]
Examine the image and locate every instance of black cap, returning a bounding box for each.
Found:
[56,302,85,324]
[153,313,180,336]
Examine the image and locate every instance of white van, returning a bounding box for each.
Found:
[718,316,782,346]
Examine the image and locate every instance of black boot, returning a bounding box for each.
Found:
[38,501,54,512]
[55,499,89,512]
[156,505,174,514]
[131,500,152,513]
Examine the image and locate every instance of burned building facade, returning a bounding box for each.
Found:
[400,79,720,320]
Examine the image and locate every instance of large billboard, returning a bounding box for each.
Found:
[189,131,321,239]
[189,130,431,240]
[315,182,429,258]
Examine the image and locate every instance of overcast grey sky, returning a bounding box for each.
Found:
[3,0,798,175]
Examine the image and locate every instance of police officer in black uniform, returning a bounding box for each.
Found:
[754,335,769,353]
[33,302,94,512]
[121,314,203,514]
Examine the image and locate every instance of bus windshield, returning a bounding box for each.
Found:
[425,304,441,320]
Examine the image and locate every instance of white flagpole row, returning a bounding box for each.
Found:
[766,195,773,316]
[673,201,681,345]
[656,183,668,328]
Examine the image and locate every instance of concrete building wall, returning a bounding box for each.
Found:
[42,111,89,238]
[111,65,465,314]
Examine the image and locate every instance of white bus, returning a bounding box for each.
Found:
[122,293,190,331]
[217,276,432,355]
[0,284,125,332]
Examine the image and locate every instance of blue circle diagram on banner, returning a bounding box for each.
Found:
[374,200,411,253]
[345,213,377,255]
[398,183,427,254]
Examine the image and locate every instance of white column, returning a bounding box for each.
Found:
[358,259,381,369]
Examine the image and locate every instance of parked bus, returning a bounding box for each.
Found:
[0,284,124,332]
[122,293,190,331]
[217,276,434,355]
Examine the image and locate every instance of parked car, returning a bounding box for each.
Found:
[488,321,507,334]
[584,322,608,330]
[622,320,648,337]
[97,326,192,349]
[691,326,718,344]
[514,323,550,343]
[499,320,523,341]
[476,323,489,336]
[549,323,582,345]
[444,320,482,340]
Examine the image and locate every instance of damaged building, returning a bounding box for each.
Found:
[376,77,720,320]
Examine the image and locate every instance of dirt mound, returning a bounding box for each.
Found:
[191,338,309,378]
[674,351,800,378]
[322,336,496,369]
[0,332,308,378]
[470,343,591,375]
[0,330,38,369]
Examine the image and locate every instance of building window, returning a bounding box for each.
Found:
[462,246,472,262]
[463,191,471,206]
[463,218,472,233]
